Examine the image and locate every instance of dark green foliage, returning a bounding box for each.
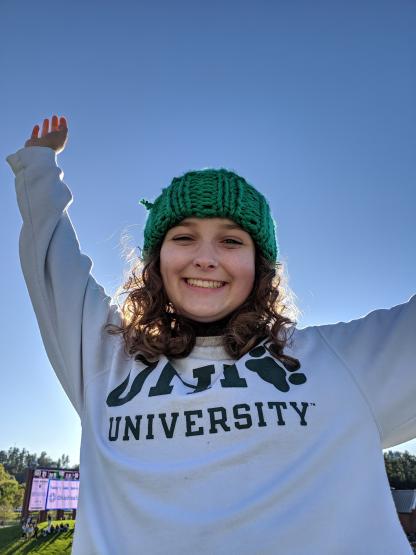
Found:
[385,450,416,489]
[2,445,415,491]
[0,447,78,485]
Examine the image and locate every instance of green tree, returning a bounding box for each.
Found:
[384,450,416,489]
[0,446,73,483]
[0,463,23,519]
[56,454,70,468]
[37,451,55,468]
[0,464,11,482]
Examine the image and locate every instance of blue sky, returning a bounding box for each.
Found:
[1,0,415,466]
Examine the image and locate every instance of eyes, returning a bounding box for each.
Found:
[172,236,243,246]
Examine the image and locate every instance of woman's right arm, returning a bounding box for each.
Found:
[6,115,119,417]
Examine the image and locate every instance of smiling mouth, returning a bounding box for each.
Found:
[184,278,227,289]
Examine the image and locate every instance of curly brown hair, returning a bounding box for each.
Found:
[106,243,301,369]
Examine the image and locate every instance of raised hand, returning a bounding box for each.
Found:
[24,115,68,154]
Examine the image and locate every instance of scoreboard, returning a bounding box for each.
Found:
[27,468,80,511]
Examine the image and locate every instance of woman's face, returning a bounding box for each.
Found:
[159,217,256,322]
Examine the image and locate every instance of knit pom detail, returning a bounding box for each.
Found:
[139,199,154,210]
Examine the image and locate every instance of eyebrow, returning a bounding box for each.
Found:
[175,221,244,231]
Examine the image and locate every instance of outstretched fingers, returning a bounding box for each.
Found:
[59,115,68,130]
[51,114,59,131]
[41,118,49,137]
[27,115,68,150]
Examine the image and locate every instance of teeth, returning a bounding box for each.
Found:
[186,278,225,289]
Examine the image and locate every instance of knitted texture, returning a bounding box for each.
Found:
[140,168,279,263]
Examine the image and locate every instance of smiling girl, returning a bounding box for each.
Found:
[7,115,416,555]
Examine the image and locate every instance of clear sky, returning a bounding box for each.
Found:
[1,0,415,467]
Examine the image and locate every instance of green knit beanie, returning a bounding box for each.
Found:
[140,168,279,263]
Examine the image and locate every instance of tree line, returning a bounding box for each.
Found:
[0,446,78,485]
[1,446,416,518]
[1,446,416,489]
[384,450,416,490]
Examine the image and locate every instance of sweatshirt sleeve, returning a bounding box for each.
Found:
[6,146,120,418]
[314,294,416,448]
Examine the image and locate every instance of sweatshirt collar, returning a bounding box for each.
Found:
[191,335,233,360]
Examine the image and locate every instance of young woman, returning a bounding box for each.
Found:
[7,115,416,554]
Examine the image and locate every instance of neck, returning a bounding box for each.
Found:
[183,314,233,337]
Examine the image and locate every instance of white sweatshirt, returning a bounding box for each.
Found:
[7,146,416,555]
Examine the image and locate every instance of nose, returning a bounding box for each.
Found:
[192,244,218,270]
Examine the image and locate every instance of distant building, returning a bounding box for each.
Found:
[391,489,416,535]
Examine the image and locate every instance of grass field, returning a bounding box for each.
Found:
[0,520,75,554]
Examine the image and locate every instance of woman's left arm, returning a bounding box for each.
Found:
[316,294,416,448]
